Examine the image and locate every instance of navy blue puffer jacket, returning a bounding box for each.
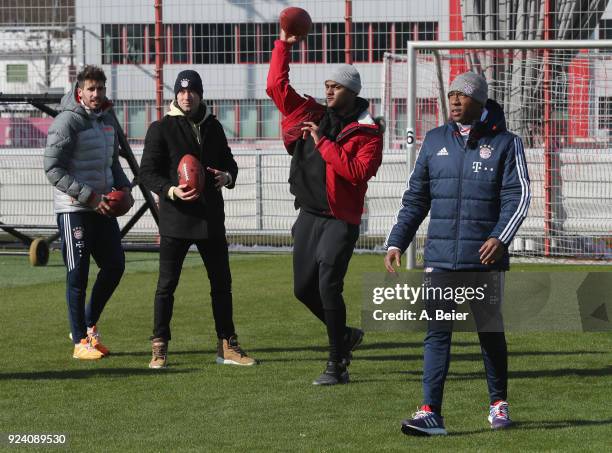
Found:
[385,100,531,270]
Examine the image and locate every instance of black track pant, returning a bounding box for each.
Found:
[292,210,359,362]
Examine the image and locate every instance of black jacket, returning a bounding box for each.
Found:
[140,103,238,239]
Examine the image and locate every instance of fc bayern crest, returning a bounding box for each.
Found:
[479,145,493,159]
[462,82,475,95]
[72,226,83,240]
[181,79,189,88]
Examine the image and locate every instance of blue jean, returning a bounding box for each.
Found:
[57,212,125,344]
[422,269,507,412]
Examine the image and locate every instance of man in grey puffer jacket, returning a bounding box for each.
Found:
[44,65,132,360]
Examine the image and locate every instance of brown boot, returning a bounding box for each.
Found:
[216,335,257,366]
[149,337,168,369]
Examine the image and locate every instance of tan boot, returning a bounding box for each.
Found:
[149,337,168,369]
[216,335,257,366]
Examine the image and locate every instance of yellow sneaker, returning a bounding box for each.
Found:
[216,335,257,366]
[87,325,110,357]
[73,338,104,360]
[149,338,168,369]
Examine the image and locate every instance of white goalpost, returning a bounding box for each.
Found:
[382,40,612,268]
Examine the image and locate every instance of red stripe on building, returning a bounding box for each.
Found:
[449,0,467,83]
[568,50,590,142]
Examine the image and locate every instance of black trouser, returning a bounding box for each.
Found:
[292,210,360,361]
[152,236,235,341]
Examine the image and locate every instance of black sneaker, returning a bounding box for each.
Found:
[312,361,349,386]
[342,327,365,363]
[400,406,448,436]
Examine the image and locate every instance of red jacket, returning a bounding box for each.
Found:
[266,39,383,226]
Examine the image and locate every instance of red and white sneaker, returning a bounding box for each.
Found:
[488,400,512,429]
[401,405,448,436]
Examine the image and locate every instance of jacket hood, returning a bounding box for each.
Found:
[167,99,211,126]
[481,99,507,134]
[449,98,507,149]
[448,99,507,134]
[335,106,384,140]
[346,97,384,133]
[373,116,386,133]
[59,81,113,117]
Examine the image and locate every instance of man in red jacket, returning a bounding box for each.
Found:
[266,30,383,385]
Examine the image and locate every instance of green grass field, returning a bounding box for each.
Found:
[1,251,610,452]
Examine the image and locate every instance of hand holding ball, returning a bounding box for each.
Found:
[280,7,312,39]
[177,154,205,202]
[104,190,133,217]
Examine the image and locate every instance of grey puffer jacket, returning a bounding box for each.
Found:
[44,82,130,213]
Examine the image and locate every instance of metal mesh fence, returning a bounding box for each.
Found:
[0,147,408,250]
[383,46,612,261]
[1,1,611,259]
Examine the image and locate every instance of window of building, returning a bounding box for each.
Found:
[393,98,407,141]
[599,19,612,39]
[327,23,346,63]
[193,23,210,64]
[239,101,258,138]
[261,23,279,63]
[128,102,147,141]
[417,21,438,54]
[290,39,303,63]
[260,100,280,138]
[600,19,612,53]
[352,22,369,63]
[145,24,167,64]
[239,23,257,64]
[172,24,189,63]
[193,23,235,64]
[113,102,126,133]
[148,102,159,123]
[306,23,324,63]
[395,22,414,54]
[6,64,28,83]
[368,99,380,118]
[102,24,122,64]
[216,101,237,138]
[102,20,438,66]
[418,21,438,41]
[599,97,612,129]
[372,22,391,62]
[417,98,438,137]
[125,24,146,64]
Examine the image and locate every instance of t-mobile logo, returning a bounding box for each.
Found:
[472,161,482,173]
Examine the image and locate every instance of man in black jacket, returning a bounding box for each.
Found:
[140,70,256,369]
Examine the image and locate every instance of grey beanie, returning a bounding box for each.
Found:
[326,65,362,94]
[449,71,488,105]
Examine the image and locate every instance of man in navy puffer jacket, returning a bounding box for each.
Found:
[384,72,531,436]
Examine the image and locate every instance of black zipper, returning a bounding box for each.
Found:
[335,125,359,142]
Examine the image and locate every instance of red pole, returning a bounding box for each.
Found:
[155,0,164,121]
[543,0,552,256]
[344,0,352,64]
[449,0,467,81]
